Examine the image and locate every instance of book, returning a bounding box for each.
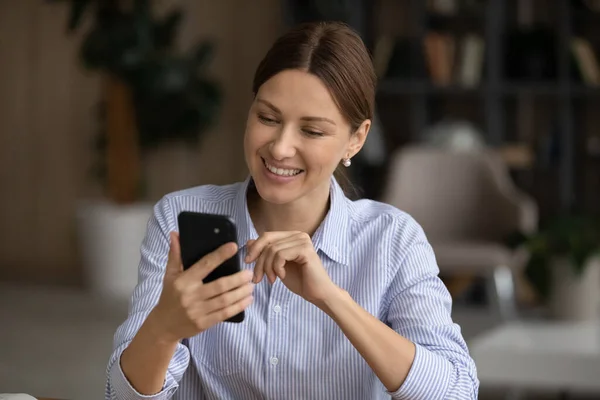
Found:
[571,37,600,86]
[456,34,485,87]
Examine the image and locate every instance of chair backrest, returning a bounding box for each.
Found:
[381,146,519,242]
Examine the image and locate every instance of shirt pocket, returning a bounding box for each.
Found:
[189,322,247,377]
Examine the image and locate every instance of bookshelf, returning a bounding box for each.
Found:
[282,0,600,218]
[373,0,600,218]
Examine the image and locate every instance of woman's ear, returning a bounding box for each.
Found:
[348,119,371,158]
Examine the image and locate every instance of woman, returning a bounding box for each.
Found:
[105,21,479,400]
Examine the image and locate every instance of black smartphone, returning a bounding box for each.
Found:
[177,211,244,323]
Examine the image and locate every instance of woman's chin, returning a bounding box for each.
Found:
[253,182,299,205]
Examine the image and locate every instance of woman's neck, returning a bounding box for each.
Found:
[248,183,331,237]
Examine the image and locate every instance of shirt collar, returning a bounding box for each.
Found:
[231,176,259,249]
[311,176,350,266]
[231,175,350,265]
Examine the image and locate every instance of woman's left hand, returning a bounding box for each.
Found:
[245,231,336,305]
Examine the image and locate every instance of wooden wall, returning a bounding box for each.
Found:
[0,0,283,286]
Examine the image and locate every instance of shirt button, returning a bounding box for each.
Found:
[270,356,279,366]
[273,305,281,313]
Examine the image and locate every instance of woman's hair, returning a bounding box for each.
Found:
[252,21,377,198]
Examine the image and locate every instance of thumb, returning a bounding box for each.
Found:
[165,231,183,277]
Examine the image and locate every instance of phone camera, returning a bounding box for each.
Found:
[214,228,220,234]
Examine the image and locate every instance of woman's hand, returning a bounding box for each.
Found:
[151,232,254,342]
[245,231,337,305]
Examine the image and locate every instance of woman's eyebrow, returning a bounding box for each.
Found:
[256,98,336,126]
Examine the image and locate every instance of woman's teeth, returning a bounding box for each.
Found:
[264,160,302,177]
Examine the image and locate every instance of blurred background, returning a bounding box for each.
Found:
[2,0,600,399]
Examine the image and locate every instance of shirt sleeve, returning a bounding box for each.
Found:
[105,197,191,400]
[384,217,479,400]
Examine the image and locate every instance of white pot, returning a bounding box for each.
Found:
[76,200,153,302]
[549,257,600,321]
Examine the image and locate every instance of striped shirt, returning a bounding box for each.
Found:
[105,176,479,400]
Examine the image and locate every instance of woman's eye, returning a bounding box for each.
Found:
[258,115,278,124]
[303,129,325,137]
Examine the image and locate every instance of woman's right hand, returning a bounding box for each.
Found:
[150,232,254,342]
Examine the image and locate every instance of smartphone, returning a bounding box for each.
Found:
[177,211,244,323]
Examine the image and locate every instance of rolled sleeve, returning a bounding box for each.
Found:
[105,197,191,400]
[385,216,479,400]
[108,346,181,400]
[388,343,454,400]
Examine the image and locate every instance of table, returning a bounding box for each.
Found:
[470,321,600,398]
[0,396,64,400]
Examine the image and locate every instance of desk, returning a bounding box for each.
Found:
[470,321,600,397]
[0,396,64,400]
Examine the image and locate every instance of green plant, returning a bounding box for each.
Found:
[51,0,222,191]
[508,215,600,301]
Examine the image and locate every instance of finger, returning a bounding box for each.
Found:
[273,252,287,280]
[263,240,285,284]
[264,238,305,283]
[245,236,269,264]
[201,269,253,299]
[254,234,302,283]
[249,232,301,283]
[273,243,307,280]
[165,232,183,276]
[185,242,238,281]
[245,239,256,274]
[253,247,266,284]
[250,237,271,284]
[245,239,256,253]
[261,243,277,284]
[203,282,255,314]
[245,231,298,263]
[203,295,254,326]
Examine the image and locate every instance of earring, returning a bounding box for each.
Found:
[342,158,351,167]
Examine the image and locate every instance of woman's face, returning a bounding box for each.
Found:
[244,69,369,206]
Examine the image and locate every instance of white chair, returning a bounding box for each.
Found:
[381,145,538,320]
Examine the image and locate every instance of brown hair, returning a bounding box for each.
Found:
[251,21,376,198]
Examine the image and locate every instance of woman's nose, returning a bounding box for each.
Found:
[269,127,297,160]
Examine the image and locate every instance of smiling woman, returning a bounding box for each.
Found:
[244,68,368,210]
[249,21,375,200]
[106,21,479,400]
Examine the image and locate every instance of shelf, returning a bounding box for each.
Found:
[570,9,600,22]
[377,80,483,96]
[570,85,600,96]
[377,80,600,97]
[365,0,600,214]
[427,12,485,28]
[501,84,600,97]
[500,83,561,95]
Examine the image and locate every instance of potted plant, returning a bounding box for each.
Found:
[509,215,600,321]
[51,0,222,301]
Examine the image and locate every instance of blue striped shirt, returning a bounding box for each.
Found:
[105,177,479,400]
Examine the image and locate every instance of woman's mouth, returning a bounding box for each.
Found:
[262,158,304,177]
